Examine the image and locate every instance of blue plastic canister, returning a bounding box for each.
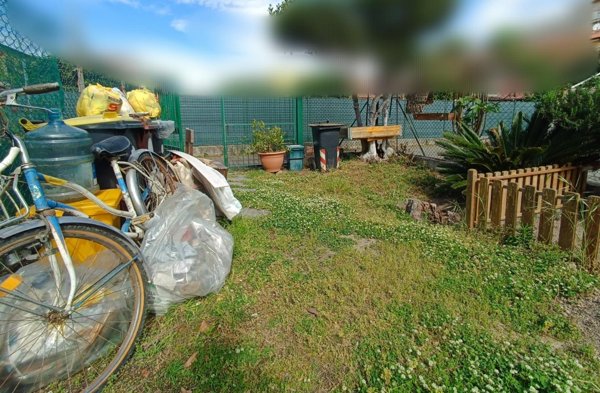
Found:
[24,110,97,202]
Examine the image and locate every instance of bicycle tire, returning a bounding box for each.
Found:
[0,222,147,392]
[126,151,178,216]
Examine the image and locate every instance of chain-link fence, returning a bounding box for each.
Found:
[185,96,536,166]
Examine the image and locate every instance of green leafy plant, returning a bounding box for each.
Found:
[250,120,287,153]
[453,95,500,135]
[534,78,600,164]
[437,111,551,190]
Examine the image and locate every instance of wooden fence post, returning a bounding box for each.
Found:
[477,177,489,230]
[522,185,537,227]
[558,192,580,251]
[466,169,477,229]
[491,180,503,227]
[538,188,557,244]
[185,128,195,155]
[505,182,519,234]
[584,196,600,274]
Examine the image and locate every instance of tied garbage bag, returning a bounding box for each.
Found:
[0,251,132,392]
[127,88,161,118]
[76,83,123,116]
[141,185,234,315]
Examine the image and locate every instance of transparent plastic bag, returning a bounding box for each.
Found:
[171,151,242,220]
[141,185,234,315]
[0,251,131,392]
[153,120,176,139]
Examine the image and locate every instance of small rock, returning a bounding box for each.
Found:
[239,208,271,218]
[404,198,461,225]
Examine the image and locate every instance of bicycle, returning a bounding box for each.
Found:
[0,83,154,392]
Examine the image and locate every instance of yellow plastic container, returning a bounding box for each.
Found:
[23,189,123,262]
[66,189,123,228]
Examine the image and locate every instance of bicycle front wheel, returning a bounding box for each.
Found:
[0,221,146,392]
[126,152,178,216]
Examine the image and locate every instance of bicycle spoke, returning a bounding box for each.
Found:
[0,223,145,391]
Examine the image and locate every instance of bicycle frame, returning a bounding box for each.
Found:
[5,132,144,311]
[8,132,80,310]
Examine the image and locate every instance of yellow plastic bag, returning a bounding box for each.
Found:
[76,84,123,117]
[127,88,161,118]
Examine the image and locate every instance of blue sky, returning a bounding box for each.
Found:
[11,0,582,92]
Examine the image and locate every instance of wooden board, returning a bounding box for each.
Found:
[412,113,455,121]
[346,125,402,140]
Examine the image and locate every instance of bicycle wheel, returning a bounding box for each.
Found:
[126,152,178,216]
[0,221,146,392]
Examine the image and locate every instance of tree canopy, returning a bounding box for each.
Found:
[269,0,457,69]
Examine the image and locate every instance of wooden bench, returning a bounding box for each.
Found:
[341,125,402,142]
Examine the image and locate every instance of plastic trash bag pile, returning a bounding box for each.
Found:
[141,185,234,315]
[76,84,161,118]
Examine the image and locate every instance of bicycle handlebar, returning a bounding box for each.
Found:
[0,82,60,99]
[22,82,60,95]
[0,147,20,174]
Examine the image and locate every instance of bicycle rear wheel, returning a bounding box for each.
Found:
[126,152,178,216]
[0,221,146,392]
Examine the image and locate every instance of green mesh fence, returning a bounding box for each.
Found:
[182,96,536,166]
[0,0,63,139]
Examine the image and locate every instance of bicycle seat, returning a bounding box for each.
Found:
[91,136,132,160]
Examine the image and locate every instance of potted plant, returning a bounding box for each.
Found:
[250,120,287,173]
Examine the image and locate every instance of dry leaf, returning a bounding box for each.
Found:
[307,307,318,317]
[184,352,198,369]
[180,389,192,393]
[199,320,210,333]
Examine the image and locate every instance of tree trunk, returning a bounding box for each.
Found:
[352,94,363,127]
[380,94,395,159]
[360,94,395,162]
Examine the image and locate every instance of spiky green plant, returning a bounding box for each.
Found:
[436,111,552,190]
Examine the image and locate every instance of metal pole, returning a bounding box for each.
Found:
[221,96,228,166]
[296,97,304,145]
[397,98,426,157]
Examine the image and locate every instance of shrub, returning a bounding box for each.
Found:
[436,111,551,190]
[250,120,287,153]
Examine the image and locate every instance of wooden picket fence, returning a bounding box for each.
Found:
[465,165,600,274]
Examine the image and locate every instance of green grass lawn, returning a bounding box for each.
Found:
[108,158,600,392]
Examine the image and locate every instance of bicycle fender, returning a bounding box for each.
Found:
[0,217,141,251]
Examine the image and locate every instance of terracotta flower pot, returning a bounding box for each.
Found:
[258,151,285,173]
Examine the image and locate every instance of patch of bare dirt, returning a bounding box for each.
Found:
[562,290,600,356]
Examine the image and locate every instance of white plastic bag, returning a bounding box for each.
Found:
[141,185,234,315]
[112,88,135,116]
[170,150,242,220]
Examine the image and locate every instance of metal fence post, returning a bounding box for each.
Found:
[295,96,304,145]
[221,96,228,166]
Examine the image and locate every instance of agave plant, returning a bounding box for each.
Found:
[436,111,552,190]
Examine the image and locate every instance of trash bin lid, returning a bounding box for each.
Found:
[309,122,346,129]
[65,114,149,130]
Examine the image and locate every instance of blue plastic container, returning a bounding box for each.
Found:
[287,145,304,171]
[24,110,97,202]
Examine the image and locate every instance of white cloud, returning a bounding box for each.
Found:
[146,4,171,15]
[170,18,189,32]
[175,0,271,16]
[108,0,140,7]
